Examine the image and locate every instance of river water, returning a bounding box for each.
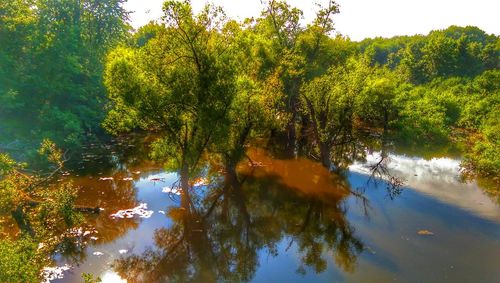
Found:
[48,137,500,283]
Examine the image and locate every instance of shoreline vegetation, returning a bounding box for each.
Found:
[0,0,498,282]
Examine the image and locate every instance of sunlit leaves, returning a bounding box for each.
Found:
[38,139,64,168]
[0,237,44,283]
[104,1,239,176]
[0,147,82,282]
[260,0,303,49]
[0,154,17,176]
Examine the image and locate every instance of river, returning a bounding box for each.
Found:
[46,136,500,283]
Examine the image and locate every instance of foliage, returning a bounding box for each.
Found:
[2,0,496,179]
[0,141,82,282]
[99,1,499,180]
[0,0,129,152]
[360,26,499,84]
[393,85,450,142]
[104,0,242,183]
[301,58,370,167]
[0,237,44,283]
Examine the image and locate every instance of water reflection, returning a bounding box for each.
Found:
[49,136,500,282]
[43,135,165,274]
[350,151,500,221]
[113,147,363,282]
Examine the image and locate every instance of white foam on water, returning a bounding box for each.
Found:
[66,227,98,237]
[110,203,154,219]
[41,264,71,283]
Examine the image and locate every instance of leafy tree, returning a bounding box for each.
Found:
[0,0,129,152]
[392,85,449,142]
[104,0,237,192]
[251,0,306,144]
[356,67,403,133]
[301,59,371,168]
[459,70,500,179]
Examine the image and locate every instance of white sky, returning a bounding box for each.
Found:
[124,0,500,41]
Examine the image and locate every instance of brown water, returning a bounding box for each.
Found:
[45,137,499,283]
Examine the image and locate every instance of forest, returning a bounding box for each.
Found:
[0,0,498,282]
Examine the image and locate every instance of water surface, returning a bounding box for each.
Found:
[50,140,500,283]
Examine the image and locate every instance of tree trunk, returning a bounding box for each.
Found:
[319,142,331,169]
[383,109,389,134]
[285,118,296,153]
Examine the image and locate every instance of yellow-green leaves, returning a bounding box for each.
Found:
[38,139,63,168]
[0,154,17,177]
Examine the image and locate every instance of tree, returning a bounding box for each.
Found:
[356,67,403,133]
[104,0,237,195]
[301,59,370,168]
[0,0,129,152]
[253,0,306,145]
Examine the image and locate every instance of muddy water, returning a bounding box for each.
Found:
[49,140,500,283]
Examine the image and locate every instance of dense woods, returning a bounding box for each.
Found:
[0,0,128,151]
[0,0,498,281]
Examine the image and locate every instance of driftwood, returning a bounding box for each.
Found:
[74,205,101,214]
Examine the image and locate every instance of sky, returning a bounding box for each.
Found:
[124,0,500,41]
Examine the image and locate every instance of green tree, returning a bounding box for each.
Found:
[0,0,129,152]
[104,0,237,193]
[356,67,403,133]
[301,59,370,168]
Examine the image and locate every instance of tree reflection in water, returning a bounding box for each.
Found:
[113,147,364,282]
